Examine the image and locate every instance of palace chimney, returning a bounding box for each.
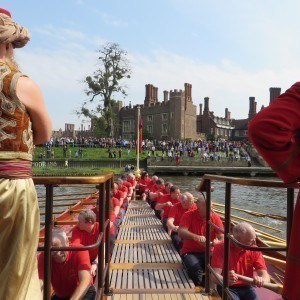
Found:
[199,103,203,116]
[248,97,256,120]
[163,90,169,103]
[204,97,210,113]
[225,108,231,121]
[269,87,281,104]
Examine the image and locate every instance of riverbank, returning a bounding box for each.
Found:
[147,165,275,177]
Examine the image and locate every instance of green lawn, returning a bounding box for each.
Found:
[33,167,123,176]
[34,146,148,160]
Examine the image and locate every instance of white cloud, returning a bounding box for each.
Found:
[14,24,300,130]
[128,50,299,118]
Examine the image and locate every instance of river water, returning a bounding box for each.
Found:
[37,175,295,240]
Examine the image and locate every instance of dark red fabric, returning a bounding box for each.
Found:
[0,8,11,17]
[179,210,223,255]
[38,244,92,298]
[71,223,100,261]
[211,242,267,286]
[168,202,197,226]
[248,82,300,300]
[157,194,180,219]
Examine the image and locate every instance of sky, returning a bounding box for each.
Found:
[2,0,300,130]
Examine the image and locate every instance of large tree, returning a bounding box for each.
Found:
[79,43,131,137]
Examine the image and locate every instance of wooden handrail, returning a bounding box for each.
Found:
[200,174,298,189]
[33,173,114,185]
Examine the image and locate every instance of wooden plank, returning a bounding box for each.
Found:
[115,240,172,244]
[120,225,162,229]
[110,263,184,270]
[110,288,197,294]
[125,214,156,217]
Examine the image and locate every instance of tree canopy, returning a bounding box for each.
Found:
[79,43,131,137]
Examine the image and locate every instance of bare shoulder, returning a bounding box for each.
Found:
[16,76,43,107]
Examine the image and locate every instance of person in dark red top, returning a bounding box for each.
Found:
[71,209,100,277]
[149,178,167,210]
[92,201,116,255]
[211,222,270,299]
[112,183,125,221]
[121,174,134,201]
[137,171,151,201]
[167,192,197,252]
[178,194,224,287]
[38,228,95,300]
[248,82,300,300]
[155,185,180,229]
[117,178,128,203]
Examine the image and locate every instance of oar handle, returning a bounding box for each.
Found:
[236,274,283,294]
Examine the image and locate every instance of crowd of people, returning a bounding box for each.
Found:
[37,137,252,165]
[38,171,271,299]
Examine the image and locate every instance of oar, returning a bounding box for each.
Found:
[263,255,286,270]
[236,274,283,294]
[214,208,283,233]
[229,219,285,243]
[38,192,94,199]
[38,196,90,202]
[39,201,96,208]
[40,210,67,216]
[213,202,286,221]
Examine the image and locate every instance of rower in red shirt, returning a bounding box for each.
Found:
[121,174,134,202]
[178,194,224,287]
[92,202,116,254]
[112,183,125,221]
[155,185,180,229]
[71,209,100,277]
[248,82,300,300]
[38,228,95,300]
[149,178,167,210]
[211,222,270,299]
[137,171,151,201]
[167,192,197,252]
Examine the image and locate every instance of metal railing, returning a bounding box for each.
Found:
[34,173,114,300]
[202,175,296,300]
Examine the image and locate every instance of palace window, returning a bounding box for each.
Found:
[170,112,174,119]
[162,123,168,133]
[123,120,130,132]
[147,125,153,133]
[162,113,168,121]
[147,115,153,122]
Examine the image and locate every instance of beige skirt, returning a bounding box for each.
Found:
[0,178,42,300]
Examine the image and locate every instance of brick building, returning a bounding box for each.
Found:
[197,87,282,140]
[53,85,282,141]
[115,83,198,140]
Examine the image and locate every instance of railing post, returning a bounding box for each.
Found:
[43,184,54,300]
[104,178,112,295]
[205,179,211,293]
[98,182,106,293]
[223,182,232,300]
[287,188,294,251]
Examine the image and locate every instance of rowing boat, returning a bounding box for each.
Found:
[38,177,286,299]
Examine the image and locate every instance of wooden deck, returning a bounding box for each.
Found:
[106,200,220,300]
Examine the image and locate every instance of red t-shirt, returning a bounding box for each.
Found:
[168,202,197,226]
[180,210,224,255]
[119,185,128,195]
[92,207,115,235]
[113,190,124,201]
[157,194,180,219]
[71,222,100,261]
[38,244,92,298]
[211,242,267,286]
[123,181,132,190]
[138,178,151,192]
[148,180,155,191]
